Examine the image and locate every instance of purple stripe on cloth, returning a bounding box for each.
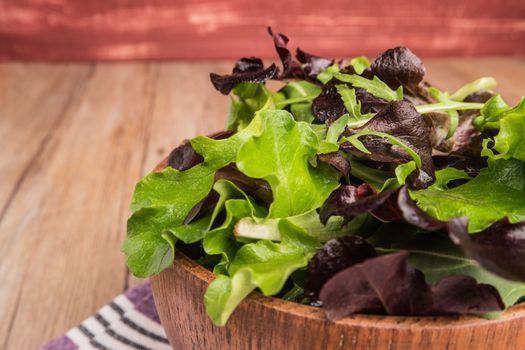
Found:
[41,282,169,350]
[125,282,153,304]
[41,336,77,350]
[125,282,161,323]
[134,292,161,324]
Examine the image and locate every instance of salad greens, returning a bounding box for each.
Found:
[123,29,525,326]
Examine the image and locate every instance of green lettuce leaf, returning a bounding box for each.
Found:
[280,81,321,123]
[227,82,272,131]
[237,110,340,218]
[410,159,525,232]
[203,180,266,270]
[234,209,368,242]
[490,97,525,161]
[123,111,265,277]
[204,219,320,325]
[281,81,321,99]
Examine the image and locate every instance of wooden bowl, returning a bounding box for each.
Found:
[149,159,525,350]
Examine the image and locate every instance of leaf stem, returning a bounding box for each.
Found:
[415,102,484,114]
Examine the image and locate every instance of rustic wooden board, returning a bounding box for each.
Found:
[0,59,523,349]
[1,0,525,61]
[0,64,156,349]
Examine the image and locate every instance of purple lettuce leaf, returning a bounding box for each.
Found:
[267,27,303,78]
[210,63,277,95]
[318,152,351,176]
[304,235,377,299]
[431,275,504,314]
[384,187,525,283]
[296,48,333,79]
[167,141,203,171]
[448,217,525,282]
[343,100,436,189]
[370,47,426,92]
[355,88,389,114]
[233,57,265,74]
[167,130,235,171]
[319,251,504,320]
[312,81,347,123]
[319,184,398,224]
[396,186,446,231]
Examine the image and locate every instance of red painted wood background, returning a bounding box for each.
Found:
[1,0,525,61]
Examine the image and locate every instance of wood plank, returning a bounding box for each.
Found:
[0,64,92,218]
[0,63,156,350]
[1,1,525,61]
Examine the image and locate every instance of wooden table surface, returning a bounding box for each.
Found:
[0,58,524,350]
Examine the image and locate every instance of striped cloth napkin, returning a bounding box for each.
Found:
[41,283,171,350]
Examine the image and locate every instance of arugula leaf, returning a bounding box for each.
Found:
[429,167,472,190]
[410,159,525,232]
[204,219,320,325]
[237,110,340,218]
[415,101,484,114]
[335,85,374,128]
[344,129,423,168]
[290,103,316,123]
[332,72,403,101]
[449,77,497,101]
[318,114,349,154]
[428,87,459,139]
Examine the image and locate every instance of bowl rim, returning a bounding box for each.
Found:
[154,157,525,328]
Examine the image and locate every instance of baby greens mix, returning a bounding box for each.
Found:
[123,29,525,326]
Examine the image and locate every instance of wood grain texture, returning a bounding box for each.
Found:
[0,63,157,349]
[0,59,523,349]
[152,252,525,350]
[1,0,525,61]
